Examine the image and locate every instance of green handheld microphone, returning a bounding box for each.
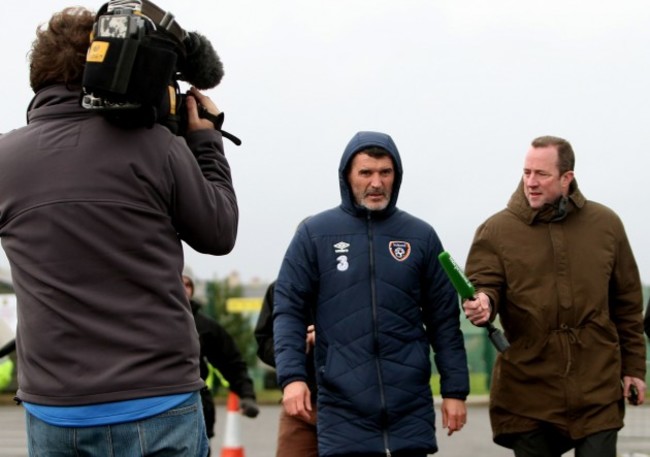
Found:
[438,251,510,353]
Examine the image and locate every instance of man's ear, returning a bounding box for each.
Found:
[561,170,574,190]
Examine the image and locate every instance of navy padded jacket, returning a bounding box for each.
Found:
[273,131,469,456]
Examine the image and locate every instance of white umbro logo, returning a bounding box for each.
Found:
[333,241,350,253]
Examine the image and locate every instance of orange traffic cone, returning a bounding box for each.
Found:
[220,392,245,457]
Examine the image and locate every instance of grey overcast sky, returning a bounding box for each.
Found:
[1,0,649,286]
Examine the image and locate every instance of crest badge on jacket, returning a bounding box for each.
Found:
[389,241,411,262]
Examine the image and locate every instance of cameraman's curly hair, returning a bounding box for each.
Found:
[29,7,95,92]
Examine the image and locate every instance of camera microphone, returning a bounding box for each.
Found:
[180,32,224,90]
[138,0,224,89]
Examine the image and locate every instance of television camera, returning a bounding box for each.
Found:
[81,0,240,145]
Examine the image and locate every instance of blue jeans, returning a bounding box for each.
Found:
[25,392,209,457]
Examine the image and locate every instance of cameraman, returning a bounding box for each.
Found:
[0,7,237,457]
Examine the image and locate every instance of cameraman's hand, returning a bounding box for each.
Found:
[185,87,221,133]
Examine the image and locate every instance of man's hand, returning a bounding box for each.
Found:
[306,325,315,353]
[185,87,221,133]
[462,292,491,326]
[441,398,467,436]
[240,397,260,418]
[282,381,312,422]
[624,376,646,405]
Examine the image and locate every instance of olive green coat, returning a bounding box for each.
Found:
[466,180,645,445]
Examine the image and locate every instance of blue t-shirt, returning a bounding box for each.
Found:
[23,392,193,427]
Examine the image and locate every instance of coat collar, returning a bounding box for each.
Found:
[507,179,586,225]
[27,84,87,124]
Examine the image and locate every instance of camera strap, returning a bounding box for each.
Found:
[197,107,242,146]
[200,109,242,146]
[140,0,186,43]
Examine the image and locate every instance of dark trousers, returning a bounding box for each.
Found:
[511,428,617,457]
[349,454,427,457]
[199,387,216,438]
[199,388,215,457]
[334,453,427,457]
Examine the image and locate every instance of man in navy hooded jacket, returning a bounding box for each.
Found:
[273,131,470,457]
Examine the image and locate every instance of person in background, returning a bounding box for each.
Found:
[463,135,646,457]
[255,280,318,457]
[273,131,470,457]
[182,273,259,456]
[0,340,15,359]
[0,7,238,456]
[0,339,14,392]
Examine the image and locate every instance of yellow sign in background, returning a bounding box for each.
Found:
[225,297,262,313]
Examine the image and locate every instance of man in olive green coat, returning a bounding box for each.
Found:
[463,135,646,457]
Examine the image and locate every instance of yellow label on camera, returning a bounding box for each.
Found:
[86,41,109,63]
[168,86,177,115]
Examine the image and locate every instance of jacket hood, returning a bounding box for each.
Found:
[507,178,586,224]
[338,131,403,217]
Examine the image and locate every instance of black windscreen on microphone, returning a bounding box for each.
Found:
[180,32,224,90]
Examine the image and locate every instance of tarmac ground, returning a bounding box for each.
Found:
[1,401,650,457]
